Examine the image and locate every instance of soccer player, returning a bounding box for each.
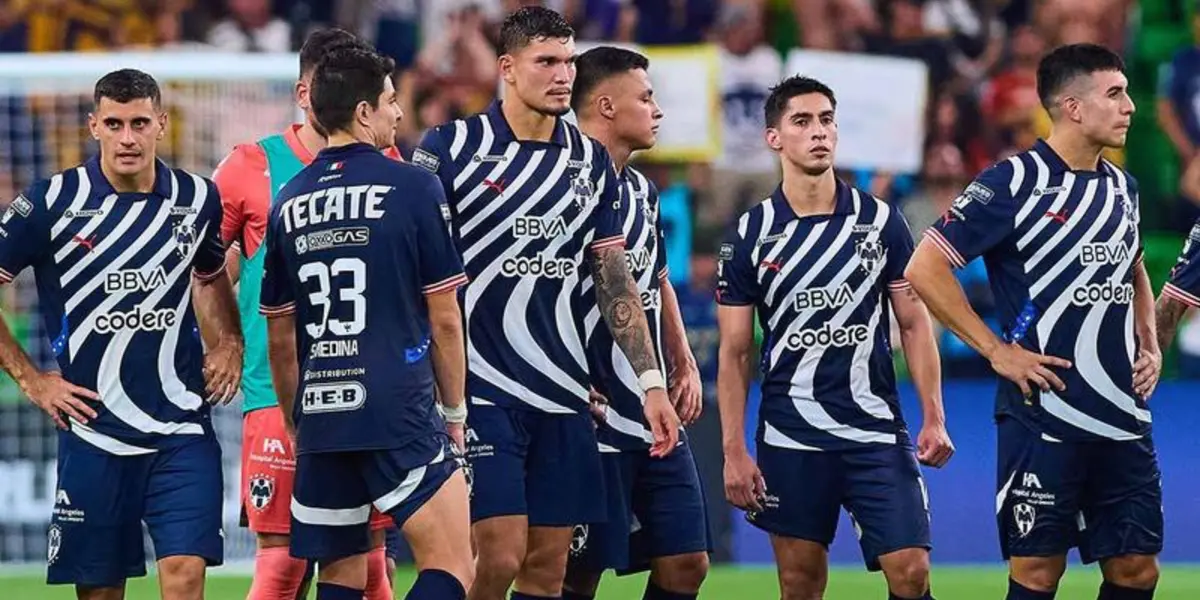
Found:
[0,69,242,599]
[414,7,681,600]
[717,75,953,600]
[1156,223,1200,356]
[260,47,473,600]
[562,46,710,600]
[212,27,399,600]
[906,44,1162,600]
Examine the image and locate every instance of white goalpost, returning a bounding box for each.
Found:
[0,51,301,570]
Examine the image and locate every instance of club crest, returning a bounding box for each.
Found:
[173,222,197,259]
[855,238,885,275]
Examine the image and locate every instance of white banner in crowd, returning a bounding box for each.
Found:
[785,50,929,173]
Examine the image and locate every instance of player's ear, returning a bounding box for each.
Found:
[157,111,168,140]
[765,127,782,153]
[598,95,616,120]
[498,54,516,86]
[87,113,100,141]
[295,79,310,111]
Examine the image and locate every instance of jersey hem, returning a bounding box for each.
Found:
[193,259,228,283]
[260,302,296,317]
[1163,282,1200,308]
[923,229,966,269]
[423,272,469,295]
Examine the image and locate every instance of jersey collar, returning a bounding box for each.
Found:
[315,142,379,161]
[486,101,569,148]
[1032,138,1111,177]
[770,177,855,225]
[86,155,174,199]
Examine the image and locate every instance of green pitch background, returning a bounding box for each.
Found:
[5,565,1200,599]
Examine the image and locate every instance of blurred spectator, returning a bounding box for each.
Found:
[980,24,1042,143]
[15,0,162,51]
[570,0,635,41]
[922,0,1005,81]
[631,0,718,45]
[866,0,956,93]
[926,92,990,175]
[1159,10,1200,230]
[786,0,879,51]
[207,0,292,52]
[703,3,781,234]
[414,3,499,118]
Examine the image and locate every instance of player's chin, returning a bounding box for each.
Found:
[541,96,572,116]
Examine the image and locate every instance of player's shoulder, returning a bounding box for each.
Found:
[963,154,1026,204]
[623,165,659,197]
[217,142,268,171]
[728,192,781,246]
[1099,158,1138,195]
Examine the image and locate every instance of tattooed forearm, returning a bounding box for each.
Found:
[1155,295,1188,355]
[591,246,659,375]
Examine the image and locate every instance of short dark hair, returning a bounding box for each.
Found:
[1036,43,1125,110]
[94,69,161,109]
[310,47,397,135]
[299,28,368,78]
[499,6,574,55]
[763,75,836,128]
[570,46,650,113]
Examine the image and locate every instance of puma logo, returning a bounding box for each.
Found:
[1044,208,1070,225]
[483,178,506,195]
[71,234,96,253]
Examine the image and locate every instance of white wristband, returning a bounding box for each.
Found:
[438,402,468,424]
[637,369,667,392]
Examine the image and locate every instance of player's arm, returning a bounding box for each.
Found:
[660,275,701,425]
[906,169,1072,397]
[412,173,469,451]
[1155,230,1200,353]
[884,209,952,467]
[0,189,98,428]
[715,232,765,511]
[192,181,243,405]
[1131,260,1161,400]
[590,161,680,456]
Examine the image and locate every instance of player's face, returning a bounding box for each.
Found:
[1071,70,1135,149]
[88,97,165,178]
[364,75,402,149]
[501,36,576,116]
[608,69,663,151]
[296,72,328,137]
[766,93,837,175]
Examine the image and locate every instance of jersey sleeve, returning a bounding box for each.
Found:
[413,126,455,201]
[883,205,916,293]
[923,162,1018,269]
[259,208,295,317]
[412,173,468,296]
[590,148,625,252]
[192,178,227,282]
[715,218,759,306]
[650,184,669,280]
[0,185,51,284]
[1164,221,1200,308]
[212,144,267,249]
[1126,171,1145,265]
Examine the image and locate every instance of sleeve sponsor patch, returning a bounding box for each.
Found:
[719,243,734,261]
[412,148,440,173]
[963,182,994,204]
[1,195,31,226]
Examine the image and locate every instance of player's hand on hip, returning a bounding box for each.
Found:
[723,448,766,512]
[446,422,467,455]
[588,386,609,427]
[1132,346,1162,400]
[202,341,243,405]
[668,364,703,426]
[917,423,954,468]
[22,371,99,430]
[988,342,1072,398]
[643,387,680,458]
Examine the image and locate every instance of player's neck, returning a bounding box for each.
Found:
[501,100,558,142]
[297,121,327,156]
[781,169,837,217]
[102,159,155,194]
[581,123,632,172]
[1045,130,1103,172]
[325,130,369,150]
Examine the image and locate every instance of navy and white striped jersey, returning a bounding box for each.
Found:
[717,180,915,451]
[926,139,1148,442]
[259,143,466,455]
[0,157,225,454]
[584,166,668,451]
[1163,220,1200,308]
[415,101,624,414]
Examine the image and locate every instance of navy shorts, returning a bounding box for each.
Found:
[289,435,457,562]
[465,403,606,527]
[996,417,1163,563]
[47,433,224,587]
[749,443,931,571]
[569,438,712,574]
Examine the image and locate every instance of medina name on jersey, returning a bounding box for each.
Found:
[260,143,466,456]
[925,139,1147,442]
[717,180,916,451]
[0,157,225,454]
[415,101,624,415]
[583,166,669,451]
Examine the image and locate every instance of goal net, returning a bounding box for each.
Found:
[0,51,299,568]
